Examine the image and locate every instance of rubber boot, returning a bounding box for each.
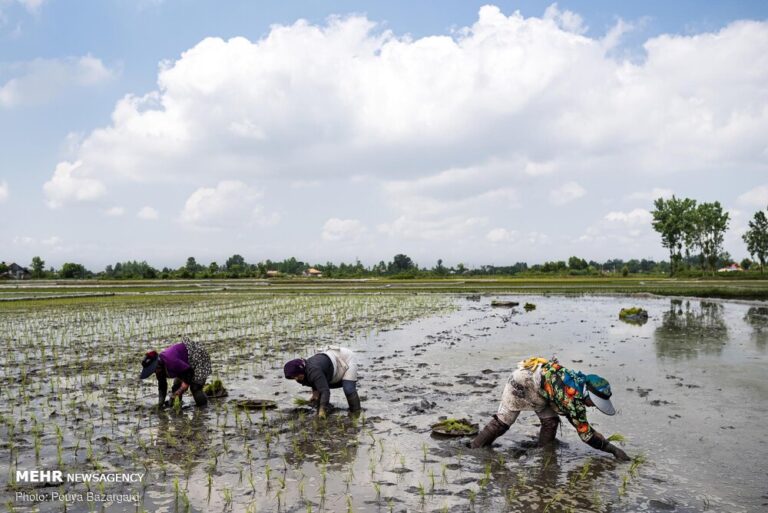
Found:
[470,415,509,448]
[538,416,560,447]
[345,391,362,412]
[191,383,208,407]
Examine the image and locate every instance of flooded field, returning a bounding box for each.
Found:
[1,293,766,512]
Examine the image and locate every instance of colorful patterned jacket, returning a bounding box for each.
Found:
[537,360,595,442]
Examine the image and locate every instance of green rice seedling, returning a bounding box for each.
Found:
[429,468,436,491]
[247,471,256,493]
[346,495,353,513]
[619,474,630,497]
[629,454,646,477]
[223,487,233,509]
[607,433,626,444]
[506,486,517,505]
[418,482,426,503]
[468,488,477,509]
[479,463,492,489]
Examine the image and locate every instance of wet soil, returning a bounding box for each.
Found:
[1,294,766,512]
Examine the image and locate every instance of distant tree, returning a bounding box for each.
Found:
[740,258,753,271]
[743,208,768,273]
[225,254,246,277]
[388,254,415,274]
[568,256,588,270]
[690,202,730,274]
[652,196,697,276]
[226,254,246,269]
[60,262,89,279]
[209,262,219,275]
[433,259,448,276]
[31,256,45,279]
[0,262,7,274]
[621,265,629,277]
[185,257,200,275]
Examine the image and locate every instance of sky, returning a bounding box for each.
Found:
[1,1,767,270]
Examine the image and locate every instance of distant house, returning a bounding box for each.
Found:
[303,268,323,278]
[717,263,743,273]
[1,262,31,280]
[266,270,281,278]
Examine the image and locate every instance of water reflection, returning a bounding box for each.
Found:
[744,307,768,351]
[654,299,728,359]
[281,409,363,470]
[490,448,617,512]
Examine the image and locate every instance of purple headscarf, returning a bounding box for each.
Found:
[284,358,306,379]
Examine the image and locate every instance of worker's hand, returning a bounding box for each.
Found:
[607,444,630,461]
[317,407,327,419]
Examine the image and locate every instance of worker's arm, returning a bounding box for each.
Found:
[305,366,331,415]
[565,402,630,461]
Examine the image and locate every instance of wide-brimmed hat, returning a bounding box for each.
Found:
[584,374,615,415]
[283,358,306,379]
[140,351,159,379]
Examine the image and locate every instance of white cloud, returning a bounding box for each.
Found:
[321,218,366,242]
[41,235,61,246]
[137,206,159,220]
[626,188,674,202]
[0,55,116,108]
[549,181,586,205]
[180,180,276,230]
[22,6,767,263]
[486,228,516,243]
[105,206,125,217]
[48,9,768,202]
[737,185,768,207]
[378,215,487,241]
[43,160,106,209]
[543,3,587,35]
[604,208,653,225]
[0,180,8,202]
[17,0,45,14]
[579,208,655,249]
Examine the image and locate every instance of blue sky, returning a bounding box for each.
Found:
[1,1,767,269]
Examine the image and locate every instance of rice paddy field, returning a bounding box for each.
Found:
[0,280,766,512]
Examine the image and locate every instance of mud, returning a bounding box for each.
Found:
[0,294,766,512]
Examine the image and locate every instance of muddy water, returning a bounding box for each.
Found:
[2,294,767,512]
[325,295,767,513]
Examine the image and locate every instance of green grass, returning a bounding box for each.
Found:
[2,276,768,309]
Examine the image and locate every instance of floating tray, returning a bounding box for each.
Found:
[231,399,277,410]
[491,300,519,308]
[430,418,479,437]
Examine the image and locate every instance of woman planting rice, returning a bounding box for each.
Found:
[139,336,212,408]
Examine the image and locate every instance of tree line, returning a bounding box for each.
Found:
[652,197,768,275]
[5,200,767,280]
[6,254,680,280]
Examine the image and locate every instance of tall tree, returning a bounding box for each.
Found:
[743,208,768,273]
[651,196,697,276]
[30,256,45,279]
[691,202,730,274]
[388,254,415,274]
